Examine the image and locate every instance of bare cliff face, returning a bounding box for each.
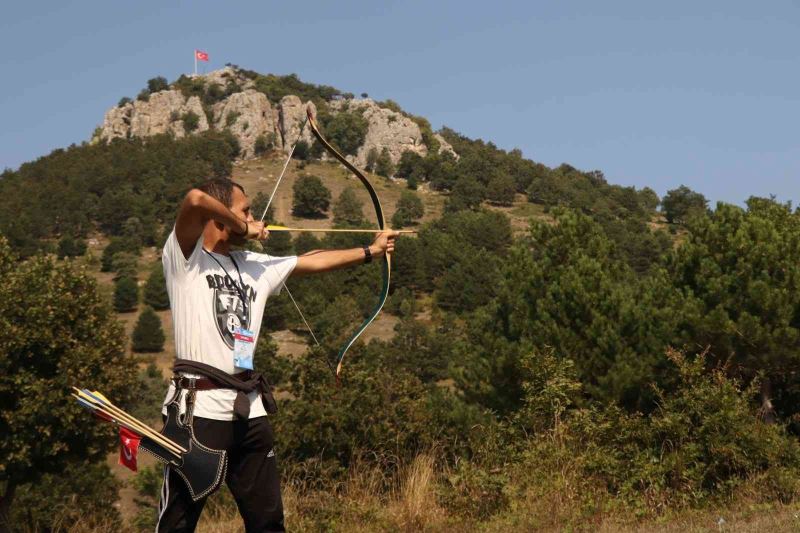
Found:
[101,91,209,141]
[328,99,456,167]
[211,90,283,154]
[97,68,456,166]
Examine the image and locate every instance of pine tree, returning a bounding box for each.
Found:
[333,187,365,227]
[114,276,138,313]
[132,307,165,353]
[445,175,485,212]
[144,262,170,310]
[57,235,87,258]
[391,190,425,228]
[292,175,331,217]
[486,175,517,206]
[375,147,394,178]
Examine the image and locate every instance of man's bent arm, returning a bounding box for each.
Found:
[174,189,248,258]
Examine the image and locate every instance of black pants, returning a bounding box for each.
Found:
[155,416,284,532]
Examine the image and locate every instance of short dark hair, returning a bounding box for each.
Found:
[196,178,245,208]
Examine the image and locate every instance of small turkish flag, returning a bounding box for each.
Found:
[119,427,141,472]
[195,50,209,62]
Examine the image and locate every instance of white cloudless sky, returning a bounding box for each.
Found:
[1,0,797,205]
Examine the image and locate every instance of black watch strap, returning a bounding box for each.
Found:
[363,245,372,264]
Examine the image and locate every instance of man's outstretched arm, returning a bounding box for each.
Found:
[174,189,263,258]
[291,231,398,276]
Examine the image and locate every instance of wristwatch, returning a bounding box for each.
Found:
[363,245,372,264]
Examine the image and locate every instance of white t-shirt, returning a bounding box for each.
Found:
[161,228,297,420]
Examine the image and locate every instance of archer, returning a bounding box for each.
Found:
[155,177,397,532]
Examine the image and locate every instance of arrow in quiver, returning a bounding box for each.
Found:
[71,387,227,501]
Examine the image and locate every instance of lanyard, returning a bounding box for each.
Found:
[204,249,248,313]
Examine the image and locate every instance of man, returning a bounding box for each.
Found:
[156,177,397,532]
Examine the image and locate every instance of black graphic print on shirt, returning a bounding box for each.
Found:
[206,273,258,349]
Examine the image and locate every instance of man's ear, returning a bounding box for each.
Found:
[214,220,226,232]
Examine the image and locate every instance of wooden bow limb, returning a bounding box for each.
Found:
[305,107,391,380]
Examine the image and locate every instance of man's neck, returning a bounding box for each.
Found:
[203,232,230,256]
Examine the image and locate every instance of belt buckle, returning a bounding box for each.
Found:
[176,376,197,390]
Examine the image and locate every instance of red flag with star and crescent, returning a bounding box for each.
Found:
[119,427,141,472]
[195,50,209,62]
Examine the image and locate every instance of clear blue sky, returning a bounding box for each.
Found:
[1,0,797,205]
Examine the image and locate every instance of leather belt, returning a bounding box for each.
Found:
[174,371,252,391]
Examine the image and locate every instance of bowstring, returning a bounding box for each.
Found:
[257,114,336,377]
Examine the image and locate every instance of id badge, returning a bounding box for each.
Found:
[233,328,255,370]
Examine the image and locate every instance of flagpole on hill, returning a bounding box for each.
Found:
[194,50,197,76]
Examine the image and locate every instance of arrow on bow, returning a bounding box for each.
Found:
[266,225,415,235]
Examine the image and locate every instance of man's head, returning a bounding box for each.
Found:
[197,178,253,243]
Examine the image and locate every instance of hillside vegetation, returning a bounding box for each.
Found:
[2,70,800,532]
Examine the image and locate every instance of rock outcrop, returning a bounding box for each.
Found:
[97,69,457,167]
[279,95,316,152]
[101,90,209,141]
[211,90,282,157]
[202,66,254,92]
[330,99,426,167]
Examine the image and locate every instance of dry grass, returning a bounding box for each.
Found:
[387,453,446,532]
[51,450,800,533]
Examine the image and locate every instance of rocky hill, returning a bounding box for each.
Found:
[98,66,456,166]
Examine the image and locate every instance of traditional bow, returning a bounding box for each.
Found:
[305,108,391,378]
[260,107,392,379]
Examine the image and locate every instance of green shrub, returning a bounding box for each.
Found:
[486,174,516,206]
[321,110,369,156]
[292,175,331,217]
[114,275,139,312]
[132,306,165,352]
[225,111,241,128]
[251,192,274,223]
[182,110,201,133]
[101,237,140,272]
[144,262,170,310]
[662,185,708,224]
[0,238,136,525]
[445,175,484,212]
[11,461,122,531]
[375,147,394,178]
[293,140,310,161]
[333,187,365,227]
[147,76,169,93]
[391,190,424,228]
[254,133,276,155]
[111,251,139,281]
[57,234,87,258]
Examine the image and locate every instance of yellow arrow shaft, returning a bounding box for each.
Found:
[266,226,416,234]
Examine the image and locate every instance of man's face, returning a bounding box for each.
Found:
[230,186,254,223]
[226,186,254,244]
